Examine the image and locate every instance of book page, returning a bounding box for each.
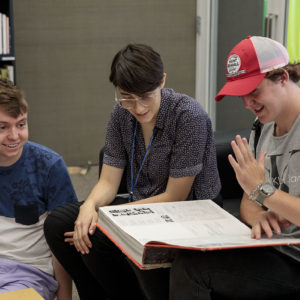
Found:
[99,200,300,249]
[99,200,251,247]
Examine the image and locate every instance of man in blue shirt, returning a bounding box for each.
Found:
[0,79,77,300]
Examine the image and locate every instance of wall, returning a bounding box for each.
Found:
[13,0,196,165]
[215,0,264,132]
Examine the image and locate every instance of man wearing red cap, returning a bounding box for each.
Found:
[170,36,300,299]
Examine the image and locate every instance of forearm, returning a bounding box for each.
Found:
[129,192,181,205]
[240,192,266,226]
[85,180,117,209]
[126,175,195,205]
[85,164,124,208]
[263,189,300,226]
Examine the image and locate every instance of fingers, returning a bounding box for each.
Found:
[251,216,273,239]
[64,231,74,237]
[64,238,74,246]
[267,215,281,235]
[71,203,99,255]
[89,216,98,235]
[251,223,262,239]
[228,153,239,173]
[74,220,93,255]
[231,135,254,166]
[64,231,74,246]
[251,212,284,239]
[230,137,244,166]
[257,152,266,169]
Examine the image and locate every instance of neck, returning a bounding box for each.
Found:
[0,151,22,167]
[141,123,155,148]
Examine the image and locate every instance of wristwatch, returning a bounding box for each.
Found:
[249,182,276,206]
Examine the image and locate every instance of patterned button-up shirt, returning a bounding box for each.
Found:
[104,88,221,201]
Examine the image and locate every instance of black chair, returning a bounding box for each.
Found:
[215,128,251,217]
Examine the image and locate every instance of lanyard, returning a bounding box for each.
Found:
[129,120,155,201]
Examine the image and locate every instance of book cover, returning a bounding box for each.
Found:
[97,200,300,270]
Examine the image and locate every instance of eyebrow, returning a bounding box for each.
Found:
[18,118,27,122]
[0,117,27,124]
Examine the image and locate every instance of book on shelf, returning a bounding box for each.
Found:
[5,12,10,54]
[2,12,6,55]
[97,199,300,270]
[0,12,10,55]
[0,13,3,55]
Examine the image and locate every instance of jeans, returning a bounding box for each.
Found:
[44,200,169,300]
[170,247,300,300]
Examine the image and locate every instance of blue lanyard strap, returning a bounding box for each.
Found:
[129,120,155,201]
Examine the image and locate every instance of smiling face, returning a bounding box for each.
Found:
[119,87,162,125]
[118,73,166,126]
[241,77,286,124]
[0,108,28,166]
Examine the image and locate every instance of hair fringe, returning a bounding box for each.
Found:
[266,63,300,83]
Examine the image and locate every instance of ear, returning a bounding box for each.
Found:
[160,73,167,88]
[280,69,289,85]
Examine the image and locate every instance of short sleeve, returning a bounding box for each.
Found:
[46,158,77,211]
[169,102,210,178]
[103,106,128,169]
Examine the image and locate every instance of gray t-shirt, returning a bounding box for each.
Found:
[103,88,221,201]
[249,115,300,262]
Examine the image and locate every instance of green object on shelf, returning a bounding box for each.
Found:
[287,0,300,63]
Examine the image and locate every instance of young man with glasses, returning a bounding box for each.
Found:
[44,43,221,300]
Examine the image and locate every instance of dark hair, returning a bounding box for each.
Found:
[265,63,300,83]
[0,79,28,118]
[109,44,164,94]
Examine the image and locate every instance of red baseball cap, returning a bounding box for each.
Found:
[215,36,289,101]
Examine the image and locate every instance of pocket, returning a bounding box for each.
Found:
[14,202,39,225]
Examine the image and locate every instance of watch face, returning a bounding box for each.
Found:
[262,183,275,195]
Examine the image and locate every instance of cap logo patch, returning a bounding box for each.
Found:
[226,54,245,77]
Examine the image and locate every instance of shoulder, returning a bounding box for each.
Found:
[24,141,64,167]
[161,88,209,121]
[25,141,60,157]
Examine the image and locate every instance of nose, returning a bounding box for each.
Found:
[133,101,146,113]
[7,127,19,140]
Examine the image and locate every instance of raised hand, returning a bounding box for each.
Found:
[228,135,266,195]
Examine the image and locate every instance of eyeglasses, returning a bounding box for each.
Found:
[114,89,159,109]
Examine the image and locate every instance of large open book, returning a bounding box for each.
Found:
[97,200,300,270]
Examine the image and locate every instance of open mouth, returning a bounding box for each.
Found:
[4,143,19,149]
[136,111,148,117]
[254,106,264,114]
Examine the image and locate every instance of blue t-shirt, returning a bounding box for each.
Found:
[0,141,77,274]
[104,88,221,201]
[0,141,77,218]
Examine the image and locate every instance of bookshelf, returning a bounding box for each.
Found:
[0,0,15,83]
